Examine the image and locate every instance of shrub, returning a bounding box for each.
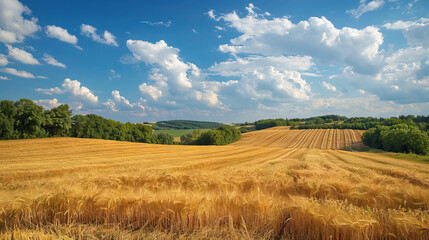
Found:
[193,125,241,145]
[151,133,174,145]
[362,124,429,155]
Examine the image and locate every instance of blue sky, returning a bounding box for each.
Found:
[0,0,428,123]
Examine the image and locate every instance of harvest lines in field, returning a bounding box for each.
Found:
[0,127,428,239]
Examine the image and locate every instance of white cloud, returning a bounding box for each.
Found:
[6,44,39,65]
[34,98,61,109]
[322,81,337,92]
[42,53,66,68]
[383,18,429,48]
[37,75,47,79]
[383,18,429,30]
[80,24,118,46]
[338,46,429,104]
[61,78,98,103]
[111,90,133,108]
[127,39,227,109]
[207,10,217,20]
[139,83,163,101]
[346,0,385,18]
[209,55,314,76]
[0,67,35,78]
[0,75,9,80]
[211,65,312,110]
[35,87,63,95]
[104,90,147,112]
[108,69,121,80]
[127,39,193,92]
[140,20,171,27]
[0,0,40,43]
[0,54,8,66]
[216,7,384,75]
[45,25,80,48]
[391,85,399,90]
[103,99,118,111]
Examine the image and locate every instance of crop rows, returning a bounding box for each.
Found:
[235,127,364,150]
[0,128,428,239]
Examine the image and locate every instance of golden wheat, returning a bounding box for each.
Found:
[0,127,428,239]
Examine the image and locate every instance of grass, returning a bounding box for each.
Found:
[0,128,428,239]
[154,129,210,138]
[347,145,429,164]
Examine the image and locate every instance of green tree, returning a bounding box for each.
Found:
[14,99,47,138]
[0,100,17,139]
[152,133,174,144]
[44,104,72,136]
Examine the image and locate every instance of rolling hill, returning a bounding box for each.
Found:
[0,127,428,239]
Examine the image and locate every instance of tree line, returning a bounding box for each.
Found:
[362,124,429,155]
[152,120,222,130]
[0,99,240,146]
[180,125,241,145]
[0,99,175,144]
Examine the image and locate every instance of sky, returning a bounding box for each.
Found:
[0,0,428,123]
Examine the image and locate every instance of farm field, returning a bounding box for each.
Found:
[154,128,210,138]
[1,127,429,239]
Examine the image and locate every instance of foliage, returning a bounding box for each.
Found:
[44,104,72,136]
[254,118,300,130]
[362,124,429,155]
[0,99,154,144]
[295,115,429,130]
[192,125,241,145]
[71,114,152,143]
[153,120,223,130]
[155,129,209,138]
[238,126,249,133]
[0,99,71,139]
[151,132,174,145]
[180,130,203,144]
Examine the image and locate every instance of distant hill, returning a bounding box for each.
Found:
[153,120,223,130]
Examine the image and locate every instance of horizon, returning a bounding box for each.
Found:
[1,0,428,123]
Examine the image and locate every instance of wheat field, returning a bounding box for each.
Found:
[0,127,428,239]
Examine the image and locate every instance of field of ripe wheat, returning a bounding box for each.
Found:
[0,127,428,239]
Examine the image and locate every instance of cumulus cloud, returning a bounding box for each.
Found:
[216,6,384,75]
[209,55,314,76]
[37,78,99,109]
[126,39,226,109]
[35,87,63,95]
[46,25,81,49]
[0,0,40,43]
[111,90,133,108]
[346,0,385,18]
[43,53,66,68]
[80,24,118,46]
[104,90,136,111]
[337,46,429,104]
[322,81,337,92]
[127,39,193,92]
[0,54,8,66]
[0,67,35,78]
[383,18,429,48]
[6,44,39,65]
[139,83,163,101]
[103,99,118,111]
[61,78,98,103]
[0,75,9,80]
[34,98,61,109]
